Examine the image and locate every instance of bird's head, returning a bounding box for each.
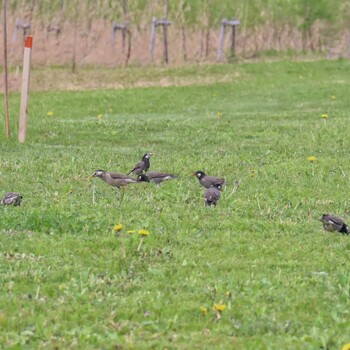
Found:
[319,214,328,223]
[192,171,206,179]
[91,169,105,178]
[137,174,150,182]
[143,153,153,160]
[214,184,223,191]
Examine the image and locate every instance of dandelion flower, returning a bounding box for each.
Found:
[321,113,328,119]
[200,306,207,316]
[308,156,316,163]
[47,111,54,116]
[331,96,336,100]
[127,230,135,235]
[213,303,226,312]
[113,224,123,232]
[97,114,103,120]
[342,343,350,350]
[216,112,223,118]
[138,229,149,236]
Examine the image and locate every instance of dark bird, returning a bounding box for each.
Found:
[127,153,153,175]
[91,170,138,188]
[204,184,222,207]
[192,171,225,189]
[1,192,22,206]
[319,214,349,235]
[137,172,178,185]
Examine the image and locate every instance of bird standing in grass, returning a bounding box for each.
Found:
[137,172,178,185]
[204,184,222,207]
[192,171,225,189]
[127,153,153,175]
[1,192,22,206]
[91,170,138,188]
[319,214,349,235]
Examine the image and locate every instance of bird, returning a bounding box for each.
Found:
[127,153,153,175]
[137,172,178,185]
[91,170,138,188]
[204,184,222,207]
[319,214,349,235]
[192,171,225,189]
[1,192,22,206]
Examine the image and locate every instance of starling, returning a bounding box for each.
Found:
[204,184,222,207]
[91,170,138,188]
[192,171,225,189]
[1,192,22,206]
[137,171,178,184]
[319,214,349,235]
[127,153,153,175]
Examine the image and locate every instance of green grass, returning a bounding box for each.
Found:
[1,59,350,349]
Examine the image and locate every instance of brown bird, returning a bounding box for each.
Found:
[137,172,178,185]
[1,192,22,206]
[319,214,349,235]
[91,170,138,188]
[204,184,222,207]
[127,153,153,175]
[192,171,225,189]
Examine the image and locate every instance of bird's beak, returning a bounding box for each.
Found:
[191,173,196,176]
[88,174,94,180]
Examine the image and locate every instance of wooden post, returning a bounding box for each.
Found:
[162,19,169,64]
[18,36,33,143]
[217,18,240,62]
[150,17,171,64]
[3,0,10,139]
[230,19,237,57]
[150,17,157,64]
[217,18,227,61]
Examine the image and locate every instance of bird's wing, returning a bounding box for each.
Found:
[147,171,177,179]
[4,192,20,200]
[322,215,344,226]
[108,172,131,180]
[327,215,344,226]
[128,160,144,173]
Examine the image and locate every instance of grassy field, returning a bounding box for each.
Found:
[1,59,350,349]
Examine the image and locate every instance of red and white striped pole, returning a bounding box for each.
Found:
[18,36,33,143]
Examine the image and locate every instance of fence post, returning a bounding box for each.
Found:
[150,17,157,63]
[3,0,10,139]
[18,36,33,143]
[217,18,227,61]
[217,18,240,62]
[162,18,169,64]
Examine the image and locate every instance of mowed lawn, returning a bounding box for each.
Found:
[1,60,350,349]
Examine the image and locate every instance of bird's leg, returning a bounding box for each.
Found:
[119,187,126,203]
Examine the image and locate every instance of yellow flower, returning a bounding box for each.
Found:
[113,224,123,232]
[331,95,336,100]
[47,111,54,116]
[200,306,207,316]
[308,156,316,163]
[225,291,232,297]
[97,114,103,120]
[213,303,226,312]
[127,230,135,235]
[138,229,149,236]
[321,113,328,119]
[342,343,350,350]
[216,112,223,118]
